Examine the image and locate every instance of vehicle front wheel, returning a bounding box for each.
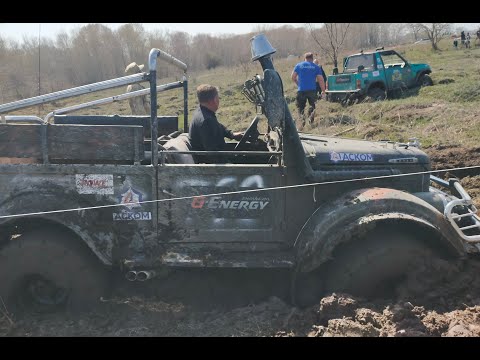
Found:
[0,228,110,314]
[323,227,444,299]
[418,74,433,87]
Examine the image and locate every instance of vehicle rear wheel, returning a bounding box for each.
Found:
[366,87,387,101]
[323,227,441,299]
[418,74,433,87]
[0,228,110,314]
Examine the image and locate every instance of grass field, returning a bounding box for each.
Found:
[6,38,480,149]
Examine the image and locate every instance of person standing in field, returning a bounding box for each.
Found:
[313,58,327,100]
[291,52,325,129]
[125,62,151,116]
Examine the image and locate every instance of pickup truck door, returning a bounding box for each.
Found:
[156,163,286,246]
[381,51,415,90]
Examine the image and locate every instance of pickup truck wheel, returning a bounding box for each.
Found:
[366,87,387,101]
[418,74,433,87]
[0,229,110,314]
[323,228,441,299]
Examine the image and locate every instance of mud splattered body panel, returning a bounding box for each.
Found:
[157,165,286,246]
[0,164,155,264]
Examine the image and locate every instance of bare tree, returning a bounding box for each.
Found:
[307,23,350,69]
[415,23,452,51]
[407,23,424,42]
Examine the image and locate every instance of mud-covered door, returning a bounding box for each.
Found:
[157,165,286,245]
[381,52,414,90]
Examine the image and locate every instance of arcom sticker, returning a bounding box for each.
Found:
[76,174,114,194]
[372,70,380,77]
[113,211,152,221]
[112,186,151,221]
[330,151,374,162]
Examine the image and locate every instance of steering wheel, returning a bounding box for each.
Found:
[234,116,260,151]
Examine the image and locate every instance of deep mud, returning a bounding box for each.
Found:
[1,146,480,337]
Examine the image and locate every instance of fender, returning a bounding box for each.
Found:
[0,188,143,266]
[294,187,466,273]
[415,69,432,82]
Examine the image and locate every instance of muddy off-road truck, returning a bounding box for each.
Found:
[326,48,433,104]
[0,34,479,313]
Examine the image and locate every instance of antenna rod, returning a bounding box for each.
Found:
[38,24,41,97]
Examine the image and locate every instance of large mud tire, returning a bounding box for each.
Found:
[324,228,441,299]
[418,74,433,87]
[0,229,110,314]
[366,87,387,101]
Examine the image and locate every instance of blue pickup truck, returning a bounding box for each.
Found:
[326,48,433,104]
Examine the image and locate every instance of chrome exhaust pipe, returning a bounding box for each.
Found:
[125,271,138,281]
[136,270,157,282]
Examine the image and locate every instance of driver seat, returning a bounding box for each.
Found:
[162,133,195,164]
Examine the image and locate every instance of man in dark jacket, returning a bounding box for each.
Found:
[189,84,243,163]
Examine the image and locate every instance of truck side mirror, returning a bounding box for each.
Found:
[333,67,338,75]
[357,65,365,72]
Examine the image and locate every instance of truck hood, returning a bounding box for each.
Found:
[299,133,430,168]
[410,63,431,73]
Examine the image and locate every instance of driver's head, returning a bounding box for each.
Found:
[197,84,220,112]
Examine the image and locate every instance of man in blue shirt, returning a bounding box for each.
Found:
[291,52,325,129]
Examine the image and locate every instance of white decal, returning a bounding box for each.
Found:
[113,211,152,221]
[216,175,265,188]
[372,71,380,77]
[362,73,368,78]
[330,151,374,162]
[377,64,383,69]
[119,186,142,209]
[76,174,113,194]
[240,175,265,188]
[216,176,237,187]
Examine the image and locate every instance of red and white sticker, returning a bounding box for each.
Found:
[76,174,114,194]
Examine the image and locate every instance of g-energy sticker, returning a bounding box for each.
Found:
[191,196,270,210]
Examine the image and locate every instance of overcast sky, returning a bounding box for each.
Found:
[0,23,305,42]
[1,23,478,43]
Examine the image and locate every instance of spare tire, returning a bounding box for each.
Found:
[0,228,110,314]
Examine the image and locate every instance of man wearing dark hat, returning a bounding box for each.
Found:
[125,62,151,116]
[291,52,325,129]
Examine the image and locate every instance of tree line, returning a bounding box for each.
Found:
[0,23,458,103]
